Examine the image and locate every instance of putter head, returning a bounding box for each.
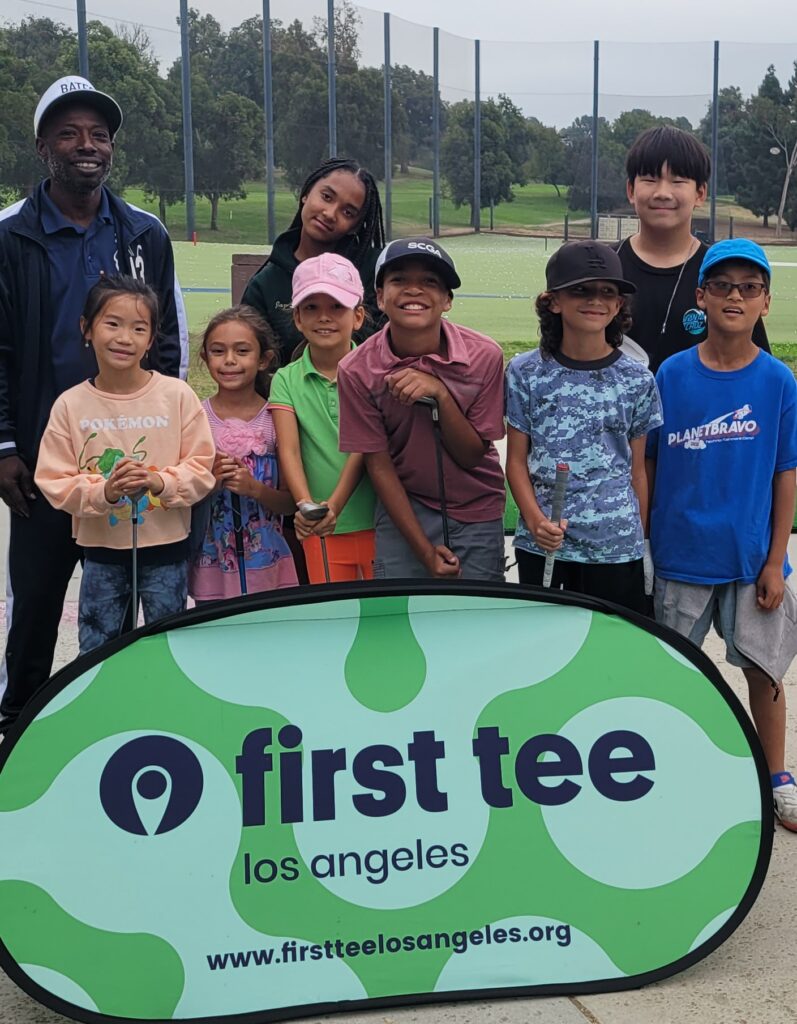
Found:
[415,395,440,422]
[297,501,329,522]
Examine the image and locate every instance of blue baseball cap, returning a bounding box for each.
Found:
[698,239,771,287]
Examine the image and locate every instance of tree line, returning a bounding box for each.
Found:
[2,7,796,234]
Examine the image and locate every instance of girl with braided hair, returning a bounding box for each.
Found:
[242,158,386,367]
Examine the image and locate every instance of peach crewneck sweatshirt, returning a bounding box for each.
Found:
[35,372,215,550]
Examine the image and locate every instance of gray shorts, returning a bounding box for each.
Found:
[654,576,797,682]
[373,498,505,581]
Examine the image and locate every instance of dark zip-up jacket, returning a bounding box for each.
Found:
[241,227,383,367]
[0,183,188,467]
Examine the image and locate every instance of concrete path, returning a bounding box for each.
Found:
[0,502,794,1024]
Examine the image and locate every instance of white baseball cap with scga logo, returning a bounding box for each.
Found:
[34,76,123,139]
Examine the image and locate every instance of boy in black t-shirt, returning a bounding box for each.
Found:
[616,126,768,373]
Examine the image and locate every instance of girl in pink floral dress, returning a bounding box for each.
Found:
[189,306,298,600]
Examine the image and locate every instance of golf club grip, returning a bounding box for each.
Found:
[542,463,570,588]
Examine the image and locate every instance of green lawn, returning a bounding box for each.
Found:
[175,234,797,399]
[124,175,585,247]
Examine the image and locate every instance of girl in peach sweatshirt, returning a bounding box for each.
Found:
[35,276,215,654]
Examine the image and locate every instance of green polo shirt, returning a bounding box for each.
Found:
[270,346,375,534]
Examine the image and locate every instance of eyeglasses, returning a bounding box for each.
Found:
[702,280,767,299]
[562,284,621,300]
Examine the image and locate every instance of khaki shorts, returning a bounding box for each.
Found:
[373,498,505,582]
[654,577,797,682]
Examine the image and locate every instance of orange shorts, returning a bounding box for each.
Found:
[302,529,376,584]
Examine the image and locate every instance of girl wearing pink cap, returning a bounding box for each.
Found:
[270,254,376,584]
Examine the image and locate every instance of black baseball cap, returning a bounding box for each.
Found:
[375,237,461,290]
[546,241,636,294]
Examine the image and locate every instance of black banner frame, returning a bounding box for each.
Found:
[0,580,775,1024]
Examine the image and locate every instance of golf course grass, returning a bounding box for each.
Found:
[172,234,797,399]
[125,175,586,247]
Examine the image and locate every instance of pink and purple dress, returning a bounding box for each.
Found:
[190,401,297,600]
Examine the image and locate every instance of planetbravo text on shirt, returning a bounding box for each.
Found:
[668,405,759,448]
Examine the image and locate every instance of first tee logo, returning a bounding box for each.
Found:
[100,736,203,835]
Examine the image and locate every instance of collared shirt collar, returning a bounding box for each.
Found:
[301,341,356,379]
[40,183,112,235]
[380,318,468,368]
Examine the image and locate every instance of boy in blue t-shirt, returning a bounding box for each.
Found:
[647,238,797,832]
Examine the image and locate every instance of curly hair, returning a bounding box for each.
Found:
[535,291,632,358]
[201,305,280,399]
[290,157,386,266]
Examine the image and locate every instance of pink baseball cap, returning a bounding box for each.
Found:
[291,253,364,309]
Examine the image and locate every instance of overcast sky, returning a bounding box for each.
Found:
[6,0,797,126]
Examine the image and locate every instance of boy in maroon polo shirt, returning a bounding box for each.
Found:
[337,238,506,580]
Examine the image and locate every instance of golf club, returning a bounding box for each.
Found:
[298,501,331,583]
[230,492,248,595]
[415,396,451,550]
[542,462,570,588]
[129,488,148,631]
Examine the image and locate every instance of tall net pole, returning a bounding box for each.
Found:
[384,13,393,241]
[76,0,88,76]
[262,0,276,244]
[432,26,440,238]
[590,40,600,239]
[179,0,196,241]
[327,0,337,157]
[474,39,481,233]
[710,40,720,242]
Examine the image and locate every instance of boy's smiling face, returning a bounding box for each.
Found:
[377,258,453,331]
[627,162,706,234]
[696,260,771,335]
[548,281,623,337]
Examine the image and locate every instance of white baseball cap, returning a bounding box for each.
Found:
[34,76,123,139]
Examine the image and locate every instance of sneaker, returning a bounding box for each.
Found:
[773,781,797,832]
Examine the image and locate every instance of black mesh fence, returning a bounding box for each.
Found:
[3,4,797,251]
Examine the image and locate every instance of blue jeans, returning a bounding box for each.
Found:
[79,559,188,656]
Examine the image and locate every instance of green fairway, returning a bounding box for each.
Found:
[175,234,797,398]
[125,176,584,247]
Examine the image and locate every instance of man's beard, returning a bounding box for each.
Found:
[46,153,112,195]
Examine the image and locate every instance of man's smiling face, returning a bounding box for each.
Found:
[36,103,113,195]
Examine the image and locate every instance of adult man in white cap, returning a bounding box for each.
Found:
[0,76,188,731]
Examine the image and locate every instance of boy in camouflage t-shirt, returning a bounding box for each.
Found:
[505,241,662,613]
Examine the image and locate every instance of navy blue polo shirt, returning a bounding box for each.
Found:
[40,184,119,395]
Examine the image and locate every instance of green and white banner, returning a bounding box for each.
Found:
[0,584,772,1023]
